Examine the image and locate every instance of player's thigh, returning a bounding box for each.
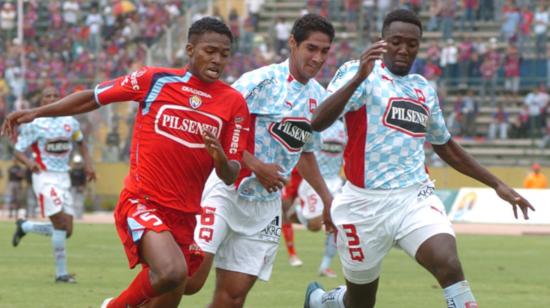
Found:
[140,230,187,278]
[215,223,280,282]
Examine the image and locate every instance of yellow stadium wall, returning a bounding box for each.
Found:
[0,161,538,195]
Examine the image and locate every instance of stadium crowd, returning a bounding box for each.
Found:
[1,0,550,163]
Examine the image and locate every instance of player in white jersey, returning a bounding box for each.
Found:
[11,86,96,283]
[296,119,346,278]
[187,14,336,307]
[304,9,535,308]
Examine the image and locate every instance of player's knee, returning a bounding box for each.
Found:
[307,217,323,232]
[156,264,188,291]
[220,291,247,308]
[434,254,464,284]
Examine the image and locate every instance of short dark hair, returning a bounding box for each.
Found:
[382,9,423,37]
[188,17,233,43]
[290,14,335,45]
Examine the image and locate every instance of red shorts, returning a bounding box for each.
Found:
[114,189,204,276]
[282,168,302,201]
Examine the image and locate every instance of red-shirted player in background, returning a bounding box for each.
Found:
[281,167,304,266]
[2,17,250,308]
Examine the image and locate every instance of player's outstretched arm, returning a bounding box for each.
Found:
[14,150,42,174]
[242,151,286,193]
[201,129,240,185]
[296,152,335,232]
[433,139,535,219]
[2,90,98,137]
[311,41,387,132]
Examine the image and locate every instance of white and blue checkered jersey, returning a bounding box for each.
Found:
[327,60,450,189]
[15,117,83,172]
[233,59,325,201]
[317,119,345,179]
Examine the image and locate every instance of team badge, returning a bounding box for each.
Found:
[189,95,202,109]
[64,124,71,132]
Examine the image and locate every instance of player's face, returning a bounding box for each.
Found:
[289,31,332,83]
[41,87,60,106]
[186,31,231,83]
[382,21,421,76]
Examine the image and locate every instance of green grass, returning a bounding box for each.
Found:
[0,221,549,307]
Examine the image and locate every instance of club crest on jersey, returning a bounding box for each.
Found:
[382,98,429,137]
[189,95,202,109]
[268,118,312,152]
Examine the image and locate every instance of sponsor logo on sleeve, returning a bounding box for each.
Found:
[121,67,147,90]
[268,117,312,152]
[382,98,429,137]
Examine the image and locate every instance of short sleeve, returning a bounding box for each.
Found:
[94,67,153,106]
[14,123,37,152]
[326,61,367,113]
[71,118,83,142]
[426,87,451,145]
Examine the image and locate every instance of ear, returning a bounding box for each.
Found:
[288,35,297,50]
[185,43,194,58]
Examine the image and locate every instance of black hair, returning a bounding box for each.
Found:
[382,9,423,37]
[290,14,335,45]
[188,17,233,43]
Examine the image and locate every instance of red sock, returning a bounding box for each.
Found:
[282,223,296,256]
[108,268,158,308]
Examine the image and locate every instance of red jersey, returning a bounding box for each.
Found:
[94,66,250,213]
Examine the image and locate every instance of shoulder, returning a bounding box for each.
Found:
[236,63,278,84]
[307,79,328,97]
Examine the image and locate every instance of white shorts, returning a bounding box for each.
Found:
[32,171,74,218]
[332,181,454,284]
[195,176,281,281]
[298,176,344,220]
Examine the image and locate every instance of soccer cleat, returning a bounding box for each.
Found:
[100,297,113,308]
[319,267,337,278]
[304,281,324,308]
[12,219,26,247]
[55,274,77,284]
[289,255,303,267]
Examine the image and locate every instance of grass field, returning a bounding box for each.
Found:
[1,221,549,308]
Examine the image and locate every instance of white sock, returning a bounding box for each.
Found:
[310,285,347,308]
[52,229,68,277]
[444,280,477,308]
[319,233,337,271]
[22,221,53,236]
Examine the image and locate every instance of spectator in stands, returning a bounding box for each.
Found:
[427,0,443,31]
[478,0,494,21]
[24,167,37,218]
[86,5,103,54]
[524,84,548,137]
[440,0,456,40]
[246,0,264,31]
[0,2,16,43]
[534,4,549,60]
[518,4,533,56]
[424,58,443,90]
[510,105,529,138]
[229,8,241,51]
[447,95,463,136]
[275,17,291,56]
[426,40,441,64]
[62,0,80,27]
[488,103,509,140]
[457,35,473,88]
[523,163,548,189]
[503,44,521,95]
[376,0,392,31]
[461,0,478,31]
[70,155,87,219]
[440,38,458,87]
[480,41,500,104]
[461,89,478,137]
[4,159,24,219]
[500,1,520,44]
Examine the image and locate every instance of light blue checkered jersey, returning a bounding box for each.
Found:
[233,60,326,201]
[15,117,83,172]
[327,60,451,189]
[316,119,345,178]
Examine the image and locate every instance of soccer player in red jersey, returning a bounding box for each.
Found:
[3,17,250,308]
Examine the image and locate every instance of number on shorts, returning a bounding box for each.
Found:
[307,194,317,212]
[139,212,162,227]
[342,224,365,262]
[50,188,62,206]
[198,206,216,242]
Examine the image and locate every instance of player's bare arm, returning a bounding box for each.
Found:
[2,90,98,137]
[77,141,96,182]
[311,41,387,132]
[13,150,42,174]
[433,139,535,219]
[201,129,240,185]
[296,152,335,232]
[242,151,286,193]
